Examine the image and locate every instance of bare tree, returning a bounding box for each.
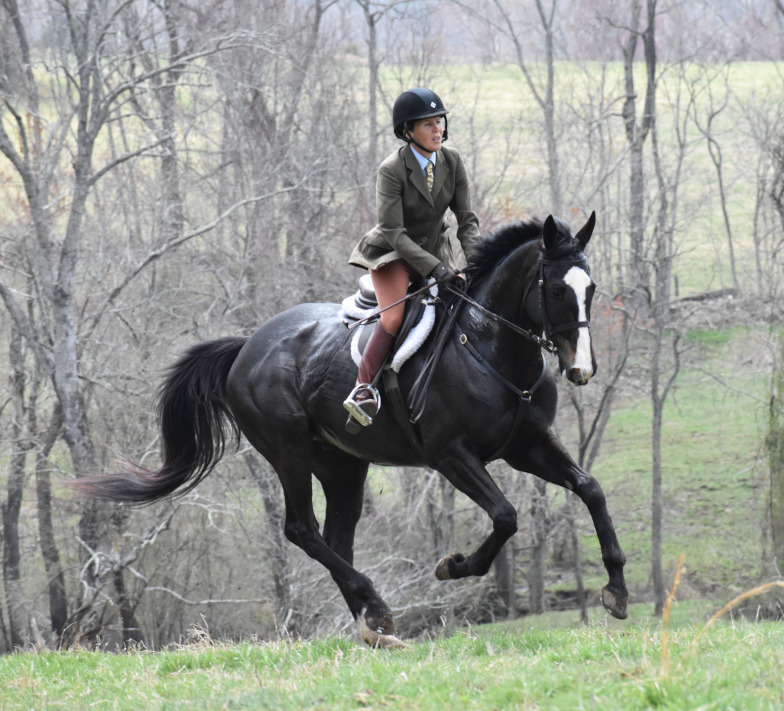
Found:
[353,0,417,187]
[763,0,784,579]
[642,0,691,614]
[0,0,254,646]
[0,0,124,645]
[451,0,564,214]
[768,339,784,576]
[3,327,30,648]
[690,64,741,294]
[34,403,67,644]
[620,0,656,292]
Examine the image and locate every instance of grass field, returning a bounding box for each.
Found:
[2,595,782,710]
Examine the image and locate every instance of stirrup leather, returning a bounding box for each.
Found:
[343,384,381,427]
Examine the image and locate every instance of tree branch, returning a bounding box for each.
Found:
[83,173,318,340]
[142,587,269,606]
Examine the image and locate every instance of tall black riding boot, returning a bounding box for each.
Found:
[344,325,397,431]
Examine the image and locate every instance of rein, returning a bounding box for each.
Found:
[440,250,590,461]
[445,283,559,354]
[360,248,593,456]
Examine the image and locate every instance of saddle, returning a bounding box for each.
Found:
[341,274,438,373]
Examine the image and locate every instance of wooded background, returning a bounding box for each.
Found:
[1,0,784,651]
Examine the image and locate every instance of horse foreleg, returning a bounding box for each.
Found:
[432,449,518,580]
[506,432,628,620]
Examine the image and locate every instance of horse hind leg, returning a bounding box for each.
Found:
[246,427,397,646]
[313,449,406,649]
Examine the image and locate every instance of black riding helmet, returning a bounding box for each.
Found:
[392,87,449,143]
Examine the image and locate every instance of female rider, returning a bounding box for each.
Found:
[344,87,481,430]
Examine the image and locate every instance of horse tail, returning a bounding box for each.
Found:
[75,336,248,504]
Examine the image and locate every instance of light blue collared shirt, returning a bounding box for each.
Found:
[409,144,436,177]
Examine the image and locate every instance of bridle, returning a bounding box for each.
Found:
[536,254,592,341]
[447,249,592,354]
[405,248,592,455]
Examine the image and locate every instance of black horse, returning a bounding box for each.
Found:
[78,213,627,647]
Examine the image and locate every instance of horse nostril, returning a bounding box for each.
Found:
[570,367,592,385]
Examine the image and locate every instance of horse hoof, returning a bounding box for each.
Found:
[601,586,629,620]
[435,553,465,580]
[357,614,408,649]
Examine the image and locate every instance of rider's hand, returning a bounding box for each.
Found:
[430,262,459,284]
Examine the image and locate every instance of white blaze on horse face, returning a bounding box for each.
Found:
[563,266,594,380]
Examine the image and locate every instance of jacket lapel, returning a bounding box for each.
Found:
[403,146,434,206]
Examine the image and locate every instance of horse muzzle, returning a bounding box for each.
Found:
[556,325,595,386]
[558,339,596,385]
[565,365,594,385]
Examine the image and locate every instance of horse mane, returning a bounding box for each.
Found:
[465,216,584,284]
[465,218,544,282]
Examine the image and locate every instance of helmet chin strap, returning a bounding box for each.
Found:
[405,135,435,156]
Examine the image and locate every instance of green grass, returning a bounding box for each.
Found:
[1,600,782,710]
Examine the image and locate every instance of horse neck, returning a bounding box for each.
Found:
[465,243,541,342]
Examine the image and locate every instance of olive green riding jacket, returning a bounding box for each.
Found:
[349,144,481,278]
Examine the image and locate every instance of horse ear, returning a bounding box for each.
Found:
[542,215,558,251]
[575,211,596,249]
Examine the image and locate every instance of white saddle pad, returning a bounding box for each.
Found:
[341,281,438,373]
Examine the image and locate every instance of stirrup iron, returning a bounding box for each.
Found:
[343,384,381,427]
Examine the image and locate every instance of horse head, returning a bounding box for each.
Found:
[539,212,597,385]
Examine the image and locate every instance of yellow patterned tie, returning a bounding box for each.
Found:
[425,161,434,191]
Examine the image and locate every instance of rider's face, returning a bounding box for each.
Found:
[407,116,444,156]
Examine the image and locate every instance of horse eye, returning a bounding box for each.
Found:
[549,285,566,300]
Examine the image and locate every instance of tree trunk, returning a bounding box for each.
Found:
[493,542,516,620]
[537,0,562,214]
[622,0,650,293]
[528,477,549,614]
[3,328,29,648]
[426,471,455,557]
[563,493,587,624]
[35,406,68,644]
[768,342,784,573]
[365,5,380,191]
[650,349,666,614]
[244,453,292,631]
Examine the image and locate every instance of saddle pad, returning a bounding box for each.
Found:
[341,282,438,373]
